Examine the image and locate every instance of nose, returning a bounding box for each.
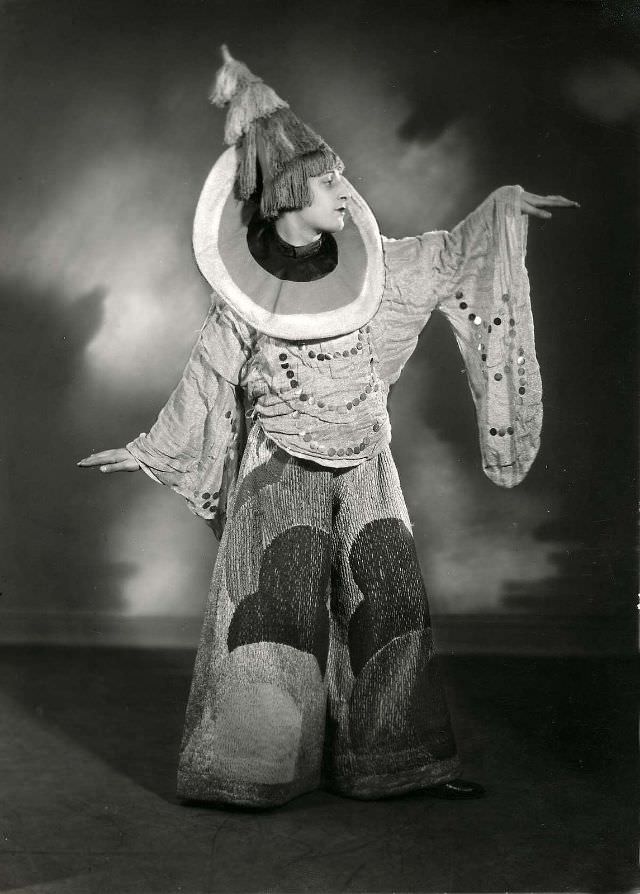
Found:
[337,182,351,202]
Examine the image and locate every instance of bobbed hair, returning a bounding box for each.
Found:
[256,146,345,219]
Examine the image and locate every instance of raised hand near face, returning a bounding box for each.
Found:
[519,192,580,219]
[76,448,140,473]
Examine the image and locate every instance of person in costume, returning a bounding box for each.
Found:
[78,46,579,809]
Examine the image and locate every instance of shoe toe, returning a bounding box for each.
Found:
[425,778,486,799]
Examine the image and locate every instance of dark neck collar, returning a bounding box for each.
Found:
[272,225,323,258]
[247,213,338,282]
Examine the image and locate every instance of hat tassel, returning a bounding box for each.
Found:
[210,44,289,146]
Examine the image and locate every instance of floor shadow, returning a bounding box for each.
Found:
[0,645,194,800]
[0,646,638,892]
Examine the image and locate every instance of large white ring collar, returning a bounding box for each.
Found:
[193,147,385,340]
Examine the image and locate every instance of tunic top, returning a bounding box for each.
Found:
[125,184,541,539]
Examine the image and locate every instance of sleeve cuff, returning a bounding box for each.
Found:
[125,439,163,485]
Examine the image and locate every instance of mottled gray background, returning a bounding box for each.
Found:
[1,0,637,652]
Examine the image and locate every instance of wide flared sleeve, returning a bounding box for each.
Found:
[125,297,252,537]
[373,185,542,487]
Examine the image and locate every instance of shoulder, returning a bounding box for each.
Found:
[209,292,257,347]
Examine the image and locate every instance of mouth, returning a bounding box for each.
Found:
[335,206,346,214]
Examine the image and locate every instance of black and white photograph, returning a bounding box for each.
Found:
[1,1,638,891]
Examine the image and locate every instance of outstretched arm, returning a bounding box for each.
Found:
[373,185,579,487]
[76,297,252,534]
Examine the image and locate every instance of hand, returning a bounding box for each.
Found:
[76,448,140,473]
[520,192,580,219]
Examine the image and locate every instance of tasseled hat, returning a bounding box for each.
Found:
[211,45,344,219]
[193,45,384,341]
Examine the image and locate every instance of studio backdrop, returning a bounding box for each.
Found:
[1,0,637,655]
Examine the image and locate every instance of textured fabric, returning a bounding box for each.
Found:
[127,184,541,533]
[125,302,251,539]
[243,322,392,468]
[373,184,539,487]
[177,423,460,807]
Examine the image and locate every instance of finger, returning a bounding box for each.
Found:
[99,460,139,473]
[539,195,580,207]
[77,450,122,466]
[522,193,580,208]
[520,201,552,219]
[77,455,109,467]
[550,195,580,206]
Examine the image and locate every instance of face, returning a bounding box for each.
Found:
[296,168,351,234]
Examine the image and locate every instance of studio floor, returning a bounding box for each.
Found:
[0,647,637,894]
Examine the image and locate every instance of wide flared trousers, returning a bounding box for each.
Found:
[177,423,460,807]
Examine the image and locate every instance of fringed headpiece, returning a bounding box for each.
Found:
[211,45,344,219]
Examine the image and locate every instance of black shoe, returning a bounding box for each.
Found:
[423,778,486,799]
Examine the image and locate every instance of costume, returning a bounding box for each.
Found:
[125,48,542,807]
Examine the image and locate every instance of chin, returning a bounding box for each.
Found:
[322,218,345,234]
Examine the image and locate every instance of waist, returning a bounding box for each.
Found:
[250,394,391,468]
